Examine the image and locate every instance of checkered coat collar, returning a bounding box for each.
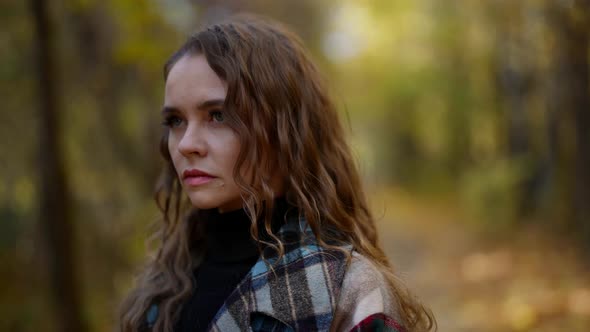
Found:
[206,215,351,332]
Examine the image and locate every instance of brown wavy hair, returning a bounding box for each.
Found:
[118,14,434,332]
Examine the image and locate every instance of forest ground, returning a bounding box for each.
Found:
[373,188,590,332]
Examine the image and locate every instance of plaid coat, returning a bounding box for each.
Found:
[146,216,404,332]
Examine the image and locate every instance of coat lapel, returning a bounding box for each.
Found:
[208,216,350,332]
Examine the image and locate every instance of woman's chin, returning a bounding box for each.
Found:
[187,197,218,210]
[187,195,243,212]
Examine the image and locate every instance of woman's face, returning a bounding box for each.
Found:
[163,54,243,213]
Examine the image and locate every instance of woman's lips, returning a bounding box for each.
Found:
[183,175,215,186]
[182,169,216,186]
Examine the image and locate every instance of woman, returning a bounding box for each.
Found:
[119,14,434,332]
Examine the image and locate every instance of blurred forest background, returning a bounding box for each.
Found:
[1,0,589,331]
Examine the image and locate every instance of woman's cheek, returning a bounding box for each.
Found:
[168,134,182,171]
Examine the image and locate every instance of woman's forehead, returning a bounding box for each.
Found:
[164,55,227,107]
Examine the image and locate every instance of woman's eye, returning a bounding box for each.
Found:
[162,115,183,128]
[210,110,224,123]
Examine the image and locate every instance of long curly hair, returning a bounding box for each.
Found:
[118,14,434,332]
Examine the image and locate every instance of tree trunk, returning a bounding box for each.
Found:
[547,0,590,240]
[30,0,87,331]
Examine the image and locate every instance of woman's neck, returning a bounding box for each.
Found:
[202,196,294,263]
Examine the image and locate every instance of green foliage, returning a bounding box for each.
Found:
[460,157,534,227]
[329,0,589,230]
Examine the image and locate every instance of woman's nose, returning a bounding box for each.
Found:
[177,124,207,157]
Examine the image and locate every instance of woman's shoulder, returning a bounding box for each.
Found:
[331,251,406,332]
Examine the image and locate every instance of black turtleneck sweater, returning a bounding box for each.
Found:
[174,199,291,332]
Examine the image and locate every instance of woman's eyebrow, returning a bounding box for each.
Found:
[161,106,179,115]
[161,99,225,115]
[196,98,225,110]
